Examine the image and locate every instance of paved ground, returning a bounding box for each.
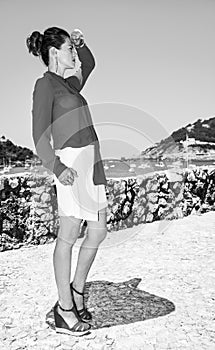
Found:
[0,212,215,350]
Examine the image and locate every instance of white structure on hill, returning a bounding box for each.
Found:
[0,136,7,142]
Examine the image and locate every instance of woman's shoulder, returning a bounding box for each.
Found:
[33,73,53,92]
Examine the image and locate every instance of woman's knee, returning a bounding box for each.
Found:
[86,207,108,245]
[57,215,82,246]
[85,227,107,247]
[86,206,107,230]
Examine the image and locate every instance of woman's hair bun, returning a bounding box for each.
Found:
[26,31,43,56]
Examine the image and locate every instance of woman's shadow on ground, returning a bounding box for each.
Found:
[46,278,175,330]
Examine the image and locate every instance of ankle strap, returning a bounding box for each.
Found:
[58,301,74,312]
[71,282,84,296]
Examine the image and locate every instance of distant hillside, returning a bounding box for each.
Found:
[0,135,35,166]
[171,116,215,143]
[140,116,215,159]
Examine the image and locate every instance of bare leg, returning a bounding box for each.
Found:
[53,215,84,327]
[72,207,107,310]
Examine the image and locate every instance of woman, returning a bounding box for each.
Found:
[26,27,108,336]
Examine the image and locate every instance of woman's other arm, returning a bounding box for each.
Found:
[32,77,67,178]
[66,44,96,92]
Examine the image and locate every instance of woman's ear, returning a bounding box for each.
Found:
[49,46,57,58]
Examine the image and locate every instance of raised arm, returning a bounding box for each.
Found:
[32,77,67,178]
[66,43,96,92]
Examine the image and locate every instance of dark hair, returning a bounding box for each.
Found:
[26,27,70,66]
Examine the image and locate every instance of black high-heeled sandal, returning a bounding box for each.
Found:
[70,282,92,321]
[53,300,91,336]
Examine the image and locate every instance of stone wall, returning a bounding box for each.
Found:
[0,174,57,251]
[0,167,215,252]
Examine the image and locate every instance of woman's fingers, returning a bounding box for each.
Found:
[58,167,78,186]
[73,28,83,33]
[72,28,83,36]
[64,168,78,186]
[69,167,78,178]
[70,29,84,47]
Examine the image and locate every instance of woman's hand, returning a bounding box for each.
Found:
[70,29,85,48]
[58,167,78,186]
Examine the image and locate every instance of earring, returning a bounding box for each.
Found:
[55,57,58,73]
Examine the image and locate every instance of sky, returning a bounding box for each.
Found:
[1,0,215,159]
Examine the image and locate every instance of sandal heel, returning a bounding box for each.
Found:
[53,301,91,336]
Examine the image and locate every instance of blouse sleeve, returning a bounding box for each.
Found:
[32,77,67,178]
[66,44,96,92]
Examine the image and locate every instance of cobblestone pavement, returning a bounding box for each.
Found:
[0,212,215,350]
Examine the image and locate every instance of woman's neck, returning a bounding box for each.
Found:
[48,66,65,78]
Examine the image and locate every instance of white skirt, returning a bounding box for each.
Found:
[53,145,108,221]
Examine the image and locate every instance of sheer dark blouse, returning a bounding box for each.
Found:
[32,44,107,185]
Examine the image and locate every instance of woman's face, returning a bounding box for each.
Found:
[57,37,77,69]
